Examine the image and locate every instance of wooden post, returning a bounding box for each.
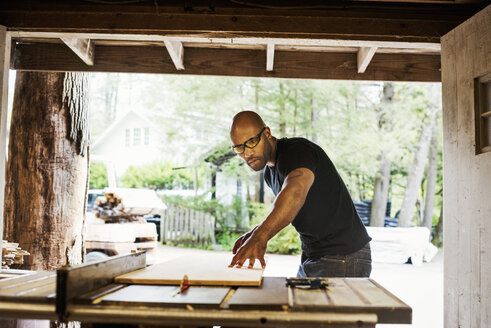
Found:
[3,71,89,271]
[0,26,10,260]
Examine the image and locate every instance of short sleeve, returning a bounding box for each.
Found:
[277,141,318,177]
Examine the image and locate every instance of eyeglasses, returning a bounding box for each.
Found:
[232,127,266,154]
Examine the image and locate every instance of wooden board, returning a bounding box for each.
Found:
[12,43,442,82]
[0,271,56,302]
[441,5,491,327]
[100,284,230,309]
[1,3,471,44]
[227,277,289,310]
[115,253,264,286]
[290,278,411,324]
[226,277,411,324]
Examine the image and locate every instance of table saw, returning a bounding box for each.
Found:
[0,252,411,327]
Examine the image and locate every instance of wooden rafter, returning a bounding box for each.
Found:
[266,42,275,71]
[11,32,441,52]
[11,42,442,82]
[357,47,378,73]
[60,37,94,66]
[163,40,184,70]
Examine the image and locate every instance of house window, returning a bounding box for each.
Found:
[144,127,150,145]
[475,72,491,154]
[133,128,141,146]
[125,128,130,147]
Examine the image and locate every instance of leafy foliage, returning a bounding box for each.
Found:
[89,162,108,189]
[121,162,194,190]
[249,202,302,255]
[161,192,246,230]
[89,73,443,248]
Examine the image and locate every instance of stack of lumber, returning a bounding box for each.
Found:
[93,191,141,223]
[92,188,166,223]
[2,241,30,269]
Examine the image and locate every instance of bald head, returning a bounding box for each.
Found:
[229,111,266,136]
[229,111,276,171]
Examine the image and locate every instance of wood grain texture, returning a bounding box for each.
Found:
[326,279,367,307]
[227,277,289,310]
[100,285,230,309]
[115,254,264,286]
[441,4,491,328]
[0,26,10,267]
[441,21,459,328]
[0,271,51,288]
[3,71,88,271]
[0,1,482,43]
[65,306,378,327]
[75,283,125,304]
[227,277,410,324]
[0,271,56,302]
[12,42,442,82]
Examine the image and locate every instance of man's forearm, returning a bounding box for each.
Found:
[254,168,314,242]
[256,186,305,241]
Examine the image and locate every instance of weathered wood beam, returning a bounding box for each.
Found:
[11,32,442,52]
[266,43,275,71]
[0,26,10,256]
[0,1,484,43]
[11,42,441,82]
[357,47,378,73]
[60,37,94,66]
[163,40,184,70]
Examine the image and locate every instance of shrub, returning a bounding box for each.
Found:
[121,162,194,190]
[160,197,301,254]
[89,162,108,189]
[215,230,243,251]
[161,193,247,231]
[249,202,302,255]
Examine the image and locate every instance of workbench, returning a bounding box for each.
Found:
[0,252,411,327]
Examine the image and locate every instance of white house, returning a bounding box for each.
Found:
[91,110,162,181]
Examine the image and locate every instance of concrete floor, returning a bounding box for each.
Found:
[155,245,444,328]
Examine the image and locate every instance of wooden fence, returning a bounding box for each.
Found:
[160,204,216,245]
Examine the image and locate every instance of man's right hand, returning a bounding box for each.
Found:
[232,226,258,254]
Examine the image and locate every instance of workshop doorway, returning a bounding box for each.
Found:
[83,73,444,328]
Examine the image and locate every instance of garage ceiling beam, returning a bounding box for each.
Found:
[10,32,442,52]
[266,43,275,71]
[11,42,441,82]
[0,1,485,44]
[357,47,378,73]
[163,40,184,70]
[60,37,94,66]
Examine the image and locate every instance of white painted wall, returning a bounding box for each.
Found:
[91,111,163,180]
[441,5,491,327]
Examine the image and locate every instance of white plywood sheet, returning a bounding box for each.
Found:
[115,253,264,286]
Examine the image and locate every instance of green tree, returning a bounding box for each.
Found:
[121,162,195,190]
[89,162,108,189]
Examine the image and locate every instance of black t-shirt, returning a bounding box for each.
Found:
[264,137,371,259]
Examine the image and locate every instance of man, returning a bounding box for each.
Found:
[228,111,371,277]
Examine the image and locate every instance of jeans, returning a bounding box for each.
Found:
[297,242,372,278]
